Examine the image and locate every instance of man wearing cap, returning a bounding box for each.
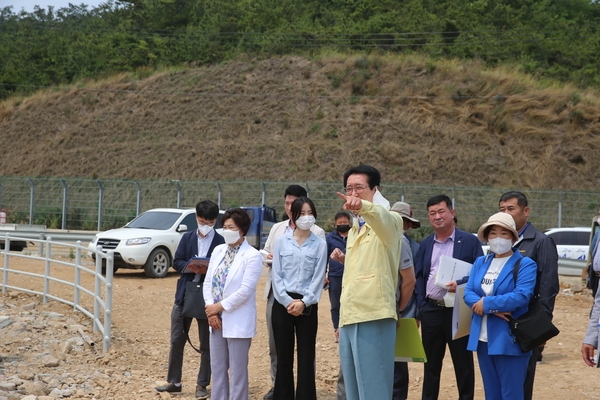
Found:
[390,202,420,400]
[498,191,558,400]
[414,194,483,400]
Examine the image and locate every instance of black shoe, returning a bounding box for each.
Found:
[195,385,209,399]
[263,387,274,400]
[155,383,182,393]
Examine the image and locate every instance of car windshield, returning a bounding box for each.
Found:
[126,211,182,230]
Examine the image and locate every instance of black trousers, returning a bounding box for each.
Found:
[167,303,210,387]
[524,346,540,400]
[272,296,318,400]
[393,361,409,400]
[420,302,474,400]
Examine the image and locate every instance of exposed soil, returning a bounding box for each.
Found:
[2,55,600,190]
[1,256,599,399]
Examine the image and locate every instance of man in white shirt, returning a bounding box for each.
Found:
[261,185,325,400]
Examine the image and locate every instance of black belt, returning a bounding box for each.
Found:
[427,298,446,307]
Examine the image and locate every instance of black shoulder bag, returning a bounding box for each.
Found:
[507,258,560,352]
[181,280,208,354]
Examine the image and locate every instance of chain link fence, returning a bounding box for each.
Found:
[0,177,598,234]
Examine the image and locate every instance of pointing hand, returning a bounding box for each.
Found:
[336,192,362,212]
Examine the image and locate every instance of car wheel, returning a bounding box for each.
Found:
[143,248,171,278]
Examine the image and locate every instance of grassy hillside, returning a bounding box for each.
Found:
[1,53,600,190]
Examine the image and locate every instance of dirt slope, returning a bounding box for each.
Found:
[1,54,600,190]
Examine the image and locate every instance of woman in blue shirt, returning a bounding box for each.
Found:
[464,212,537,400]
[271,197,327,400]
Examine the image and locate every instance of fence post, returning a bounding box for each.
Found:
[305,182,310,198]
[60,179,68,230]
[74,241,82,311]
[2,234,9,294]
[97,180,104,231]
[451,187,456,209]
[172,180,181,208]
[217,182,222,209]
[0,183,3,209]
[94,246,102,332]
[401,185,405,202]
[27,178,35,225]
[38,233,45,256]
[103,251,114,352]
[261,182,266,206]
[558,191,563,228]
[43,236,51,304]
[135,181,141,216]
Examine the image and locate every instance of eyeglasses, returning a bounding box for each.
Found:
[344,185,368,195]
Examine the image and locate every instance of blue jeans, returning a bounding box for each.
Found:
[339,318,396,400]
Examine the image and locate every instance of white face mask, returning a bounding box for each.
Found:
[295,215,316,230]
[372,189,390,210]
[198,224,213,236]
[222,229,242,245]
[488,237,513,255]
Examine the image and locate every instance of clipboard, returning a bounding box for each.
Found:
[181,257,210,274]
[394,318,427,363]
[452,283,472,340]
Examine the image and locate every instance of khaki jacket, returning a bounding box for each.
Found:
[339,201,402,327]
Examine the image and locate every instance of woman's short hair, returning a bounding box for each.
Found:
[291,197,317,223]
[222,208,251,236]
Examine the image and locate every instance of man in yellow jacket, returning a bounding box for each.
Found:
[333,165,403,400]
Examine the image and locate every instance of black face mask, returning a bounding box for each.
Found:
[336,224,351,233]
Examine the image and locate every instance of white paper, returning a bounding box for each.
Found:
[259,249,272,264]
[434,255,473,289]
[443,292,455,307]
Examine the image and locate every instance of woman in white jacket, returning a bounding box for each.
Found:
[203,208,263,400]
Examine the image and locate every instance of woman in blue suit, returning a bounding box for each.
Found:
[464,212,537,400]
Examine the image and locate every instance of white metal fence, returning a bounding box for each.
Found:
[0,234,115,352]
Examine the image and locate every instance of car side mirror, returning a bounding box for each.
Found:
[177,224,188,232]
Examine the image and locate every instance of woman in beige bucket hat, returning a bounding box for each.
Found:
[464,212,538,400]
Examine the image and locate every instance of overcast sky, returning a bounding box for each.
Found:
[1,0,105,12]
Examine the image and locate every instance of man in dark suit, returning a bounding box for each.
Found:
[155,200,225,399]
[414,195,483,400]
[499,191,558,400]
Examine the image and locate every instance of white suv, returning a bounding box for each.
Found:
[544,227,591,262]
[88,208,223,278]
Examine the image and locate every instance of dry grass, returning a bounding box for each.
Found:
[2,53,600,190]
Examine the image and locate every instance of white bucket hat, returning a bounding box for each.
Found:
[477,212,519,242]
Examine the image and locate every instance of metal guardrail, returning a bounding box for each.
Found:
[0,233,115,352]
[0,230,96,242]
[557,258,587,277]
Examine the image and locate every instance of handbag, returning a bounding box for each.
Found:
[182,281,207,320]
[507,258,560,352]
